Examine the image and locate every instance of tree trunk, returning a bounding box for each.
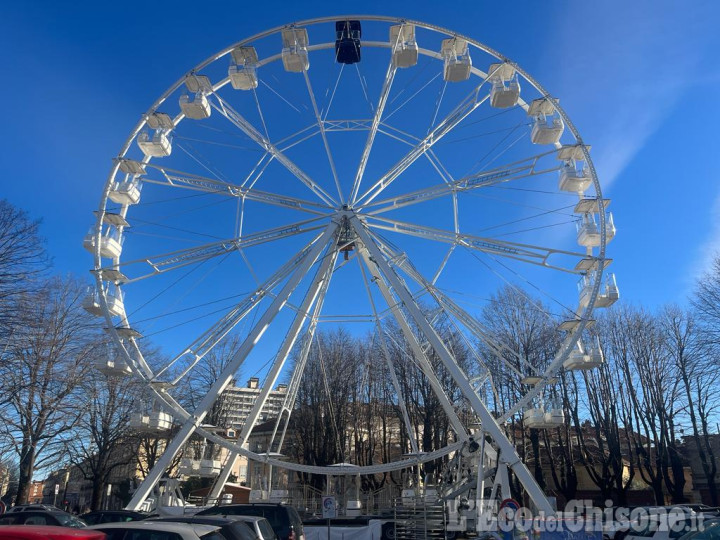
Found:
[15,442,36,506]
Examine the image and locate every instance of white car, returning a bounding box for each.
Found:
[90,520,230,540]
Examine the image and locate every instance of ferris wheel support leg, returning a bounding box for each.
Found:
[350,216,554,515]
[207,245,340,501]
[355,244,468,439]
[125,223,339,511]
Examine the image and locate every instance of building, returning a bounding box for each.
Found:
[221,378,288,428]
[28,481,44,504]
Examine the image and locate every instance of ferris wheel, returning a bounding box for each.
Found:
[85,16,617,513]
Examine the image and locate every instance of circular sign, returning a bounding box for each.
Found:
[0,500,6,515]
[500,498,521,511]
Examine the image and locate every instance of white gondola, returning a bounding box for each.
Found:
[108,177,142,206]
[83,227,123,259]
[488,63,520,109]
[281,28,309,72]
[577,212,615,248]
[138,112,173,157]
[390,24,418,68]
[148,411,173,431]
[83,285,125,317]
[544,408,565,427]
[137,130,172,157]
[130,413,151,431]
[199,459,222,477]
[179,74,212,120]
[82,286,103,316]
[525,400,565,428]
[523,408,546,428]
[528,98,564,144]
[596,272,620,307]
[229,46,259,90]
[564,342,603,370]
[441,38,471,82]
[179,93,210,120]
[178,458,201,476]
[94,356,132,376]
[578,274,593,310]
[559,163,591,193]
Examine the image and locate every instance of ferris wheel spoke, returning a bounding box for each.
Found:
[349,57,398,205]
[355,84,492,207]
[137,162,333,215]
[151,228,332,383]
[369,234,533,378]
[364,149,562,215]
[208,240,340,498]
[357,256,420,455]
[366,216,589,273]
[210,93,338,207]
[106,217,328,284]
[353,222,469,439]
[302,71,344,204]
[354,216,555,513]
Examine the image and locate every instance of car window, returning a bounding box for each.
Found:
[258,519,276,540]
[84,513,101,525]
[200,533,227,540]
[24,514,49,525]
[230,522,259,540]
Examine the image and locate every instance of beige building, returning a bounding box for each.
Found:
[221,378,288,428]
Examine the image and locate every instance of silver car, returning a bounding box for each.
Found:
[90,520,230,540]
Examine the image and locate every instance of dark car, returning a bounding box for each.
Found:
[0,525,106,540]
[149,515,277,540]
[0,510,87,529]
[197,504,304,540]
[80,510,149,525]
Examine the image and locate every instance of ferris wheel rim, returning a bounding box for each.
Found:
[89,16,609,479]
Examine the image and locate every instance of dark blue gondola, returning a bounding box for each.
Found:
[335,20,362,64]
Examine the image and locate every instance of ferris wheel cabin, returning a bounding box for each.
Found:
[335,20,362,64]
[390,24,418,68]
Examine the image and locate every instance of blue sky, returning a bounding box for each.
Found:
[2,1,720,374]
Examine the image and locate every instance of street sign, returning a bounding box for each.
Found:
[321,496,337,519]
[54,484,60,495]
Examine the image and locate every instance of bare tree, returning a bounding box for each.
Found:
[68,361,142,510]
[0,277,95,504]
[0,200,49,342]
[662,305,719,504]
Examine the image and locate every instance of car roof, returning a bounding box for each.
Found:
[0,526,106,539]
[90,521,221,534]
[151,515,257,524]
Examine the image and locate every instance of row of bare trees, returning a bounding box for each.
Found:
[0,200,159,509]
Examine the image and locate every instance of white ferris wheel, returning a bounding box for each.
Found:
[84,16,617,513]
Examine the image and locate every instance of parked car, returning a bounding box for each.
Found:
[197,504,304,540]
[7,505,64,513]
[678,519,720,540]
[0,525,106,540]
[149,515,277,540]
[80,510,149,525]
[89,520,229,539]
[0,510,87,528]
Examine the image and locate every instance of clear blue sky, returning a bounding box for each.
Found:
[2,1,720,372]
